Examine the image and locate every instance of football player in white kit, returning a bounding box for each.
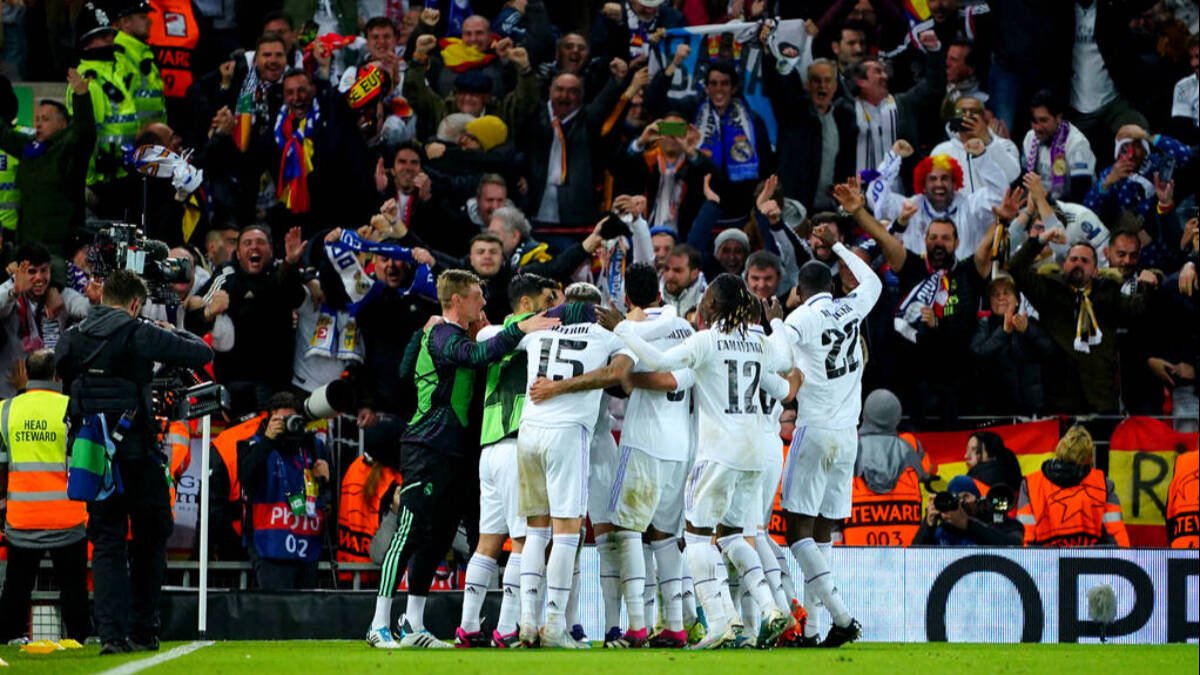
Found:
[529,264,698,648]
[615,274,795,649]
[514,303,627,648]
[738,318,806,647]
[768,223,882,648]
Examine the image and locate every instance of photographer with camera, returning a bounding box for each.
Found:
[912,475,1023,546]
[238,391,332,590]
[54,269,213,654]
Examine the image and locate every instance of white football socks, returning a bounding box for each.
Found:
[718,534,777,618]
[405,594,427,632]
[460,553,497,632]
[544,533,579,633]
[651,537,685,632]
[371,596,393,630]
[615,530,647,631]
[791,537,851,629]
[519,527,551,628]
[497,552,521,635]
[755,532,790,612]
[683,532,728,633]
[596,532,622,632]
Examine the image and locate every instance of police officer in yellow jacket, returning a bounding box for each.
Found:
[113,0,166,126]
[68,2,140,209]
[0,76,19,238]
[0,350,90,643]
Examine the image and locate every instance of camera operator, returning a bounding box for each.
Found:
[140,247,234,352]
[912,475,1023,546]
[237,391,332,590]
[54,269,213,655]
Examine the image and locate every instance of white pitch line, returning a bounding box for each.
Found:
[96,640,215,675]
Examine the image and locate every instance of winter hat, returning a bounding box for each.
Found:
[947,475,981,498]
[465,115,508,151]
[714,228,750,253]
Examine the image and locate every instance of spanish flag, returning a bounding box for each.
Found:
[437,37,496,73]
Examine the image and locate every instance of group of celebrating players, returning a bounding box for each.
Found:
[366,222,875,650]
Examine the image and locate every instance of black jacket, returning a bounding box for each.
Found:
[199,259,305,392]
[970,313,1056,415]
[762,52,856,208]
[55,304,213,458]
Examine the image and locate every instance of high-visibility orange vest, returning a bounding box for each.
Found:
[1167,451,1198,549]
[899,431,935,477]
[148,0,200,98]
[1,389,88,532]
[337,457,400,582]
[1018,468,1130,547]
[211,413,266,536]
[769,442,788,545]
[161,420,191,508]
[842,467,923,546]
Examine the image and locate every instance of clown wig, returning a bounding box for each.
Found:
[913,154,964,194]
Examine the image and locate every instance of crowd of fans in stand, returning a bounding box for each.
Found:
[0,0,1197,582]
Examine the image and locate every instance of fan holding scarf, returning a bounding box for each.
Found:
[834,174,997,423]
[1009,225,1150,414]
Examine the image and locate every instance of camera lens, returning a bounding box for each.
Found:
[933,491,959,513]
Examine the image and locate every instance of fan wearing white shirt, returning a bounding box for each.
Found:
[528,264,698,648]
[867,137,1007,259]
[767,224,881,648]
[514,302,627,649]
[615,274,794,650]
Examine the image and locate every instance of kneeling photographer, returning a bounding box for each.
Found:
[54,270,214,654]
[238,391,335,590]
[913,476,1024,546]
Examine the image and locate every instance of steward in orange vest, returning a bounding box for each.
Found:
[206,413,265,560]
[843,390,927,546]
[1017,426,1130,547]
[336,454,400,584]
[1167,450,1198,548]
[161,420,190,509]
[147,0,200,100]
[0,351,91,642]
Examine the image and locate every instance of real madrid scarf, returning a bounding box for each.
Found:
[894,263,950,343]
[235,66,270,152]
[989,219,1010,277]
[274,99,320,214]
[1027,121,1070,199]
[1073,285,1102,353]
[855,96,899,174]
[623,2,657,60]
[324,229,437,307]
[696,98,758,183]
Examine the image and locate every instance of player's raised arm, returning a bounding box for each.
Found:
[613,321,695,371]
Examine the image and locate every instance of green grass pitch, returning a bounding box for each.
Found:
[2,641,1197,674]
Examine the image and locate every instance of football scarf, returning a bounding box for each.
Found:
[1028,121,1070,198]
[696,98,758,183]
[894,264,950,343]
[1073,285,1102,353]
[274,99,321,214]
